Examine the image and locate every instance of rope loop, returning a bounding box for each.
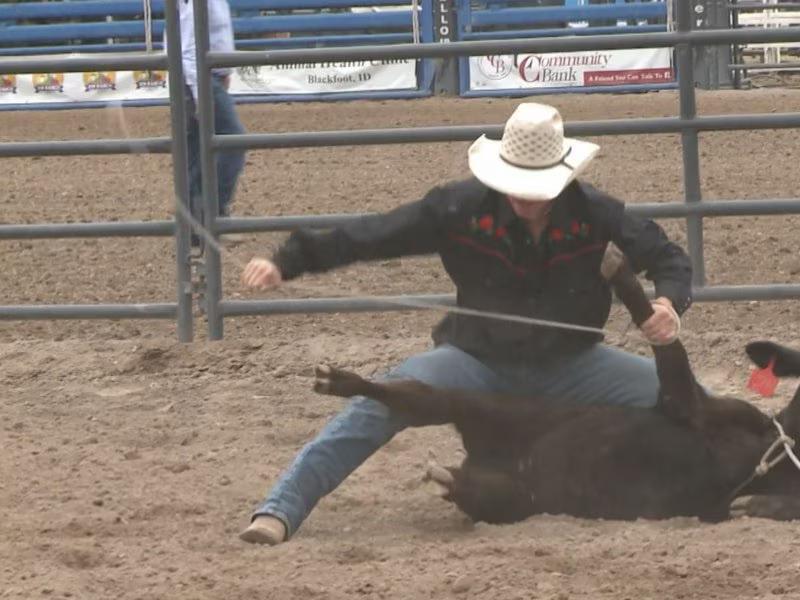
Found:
[411,0,421,44]
[143,0,154,53]
[729,417,800,500]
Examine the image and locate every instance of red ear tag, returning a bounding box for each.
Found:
[747,357,778,397]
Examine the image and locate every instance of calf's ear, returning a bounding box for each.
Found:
[746,341,800,377]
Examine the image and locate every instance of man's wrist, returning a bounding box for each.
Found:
[652,296,673,308]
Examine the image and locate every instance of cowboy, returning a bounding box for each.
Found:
[239,102,691,545]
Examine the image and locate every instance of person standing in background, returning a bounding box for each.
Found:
[169,0,247,244]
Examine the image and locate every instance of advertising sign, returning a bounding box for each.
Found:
[0,55,417,107]
[469,48,674,90]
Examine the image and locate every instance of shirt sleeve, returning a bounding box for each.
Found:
[586,185,693,315]
[272,186,448,280]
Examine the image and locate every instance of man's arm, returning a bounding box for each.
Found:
[272,186,449,281]
[612,212,693,316]
[583,183,691,345]
[613,212,692,345]
[583,183,692,316]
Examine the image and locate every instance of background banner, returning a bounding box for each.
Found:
[231,59,416,95]
[469,48,673,91]
[0,56,418,106]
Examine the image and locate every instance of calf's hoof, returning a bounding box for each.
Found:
[313,364,333,394]
[423,459,456,499]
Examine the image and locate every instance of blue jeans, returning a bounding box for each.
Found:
[253,343,660,538]
[186,75,246,221]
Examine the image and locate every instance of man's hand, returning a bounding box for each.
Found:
[241,257,283,290]
[640,297,680,345]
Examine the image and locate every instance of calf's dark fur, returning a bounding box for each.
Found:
[314,253,800,524]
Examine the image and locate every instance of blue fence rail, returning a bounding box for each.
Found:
[0,11,417,46]
[456,0,675,96]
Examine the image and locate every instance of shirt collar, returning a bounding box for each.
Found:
[496,190,517,229]
[493,181,579,229]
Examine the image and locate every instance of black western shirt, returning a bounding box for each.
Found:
[273,178,693,364]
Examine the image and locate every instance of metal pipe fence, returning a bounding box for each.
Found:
[5,196,800,242]
[217,283,800,320]
[3,6,800,340]
[0,0,195,341]
[728,0,800,85]
[676,1,705,285]
[8,107,800,160]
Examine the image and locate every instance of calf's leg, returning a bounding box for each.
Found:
[602,244,703,426]
[315,364,532,427]
[315,366,539,522]
[424,459,536,524]
[257,345,498,537]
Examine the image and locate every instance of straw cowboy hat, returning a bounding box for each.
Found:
[468,103,600,202]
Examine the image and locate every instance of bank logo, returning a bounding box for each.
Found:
[517,53,612,85]
[476,55,513,81]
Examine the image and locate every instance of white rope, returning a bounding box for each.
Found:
[354,297,608,335]
[143,0,154,53]
[729,415,800,499]
[754,434,788,476]
[411,0,421,45]
[771,417,800,472]
[666,0,674,32]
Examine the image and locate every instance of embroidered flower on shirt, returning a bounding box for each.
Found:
[494,225,513,249]
[551,221,591,243]
[469,215,513,250]
[478,215,494,232]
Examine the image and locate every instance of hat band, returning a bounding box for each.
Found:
[500,146,574,171]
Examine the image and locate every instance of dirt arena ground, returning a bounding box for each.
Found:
[3,87,800,599]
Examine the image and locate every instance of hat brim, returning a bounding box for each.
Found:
[468,135,600,201]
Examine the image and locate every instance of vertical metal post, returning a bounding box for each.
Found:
[433,0,459,95]
[730,0,744,89]
[193,0,224,339]
[693,0,732,89]
[164,0,194,342]
[418,0,436,88]
[676,0,706,286]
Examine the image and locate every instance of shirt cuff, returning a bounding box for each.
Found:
[272,237,306,281]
